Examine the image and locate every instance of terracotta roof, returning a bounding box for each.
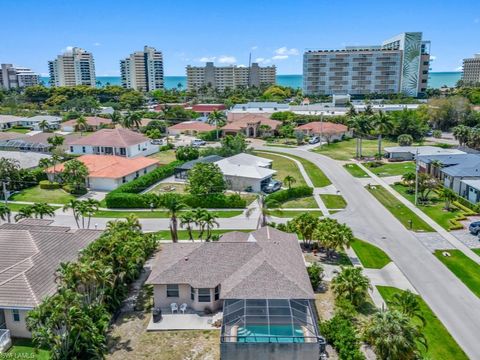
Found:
[62,117,113,127]
[69,128,149,147]
[46,154,159,179]
[222,114,281,131]
[296,121,348,134]
[147,227,314,299]
[168,121,215,132]
[0,221,102,308]
[0,132,26,141]
[191,104,226,112]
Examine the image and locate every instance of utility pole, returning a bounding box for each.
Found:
[2,181,11,223]
[319,113,323,150]
[414,148,419,206]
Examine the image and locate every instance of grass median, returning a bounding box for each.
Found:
[320,194,347,209]
[343,163,370,178]
[351,238,391,269]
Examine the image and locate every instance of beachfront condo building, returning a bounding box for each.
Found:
[48,47,96,87]
[462,54,480,86]
[186,62,276,91]
[120,46,164,92]
[303,32,431,97]
[0,64,40,89]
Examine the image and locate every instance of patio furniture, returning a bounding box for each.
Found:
[179,303,187,314]
[170,303,178,313]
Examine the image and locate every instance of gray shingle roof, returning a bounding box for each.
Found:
[146,227,314,299]
[0,222,102,308]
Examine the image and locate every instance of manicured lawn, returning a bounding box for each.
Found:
[434,249,480,298]
[252,151,307,186]
[10,186,75,204]
[367,185,434,232]
[313,139,398,161]
[6,128,31,134]
[269,210,324,218]
[94,209,243,218]
[366,161,415,177]
[350,238,391,269]
[149,182,187,194]
[7,338,49,359]
[473,249,480,256]
[153,229,253,240]
[377,286,468,360]
[320,194,347,209]
[6,202,61,212]
[392,184,465,230]
[148,149,177,165]
[281,196,318,208]
[272,152,331,187]
[343,163,369,178]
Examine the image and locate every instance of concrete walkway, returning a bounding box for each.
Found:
[356,161,480,265]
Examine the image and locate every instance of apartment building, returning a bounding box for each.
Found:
[186,62,276,91]
[462,54,480,86]
[303,32,430,97]
[0,64,40,89]
[120,46,164,91]
[48,47,96,87]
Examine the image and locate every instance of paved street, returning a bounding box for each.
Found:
[257,145,480,359]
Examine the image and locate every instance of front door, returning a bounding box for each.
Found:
[0,309,5,329]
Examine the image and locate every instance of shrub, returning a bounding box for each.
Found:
[397,134,413,146]
[39,180,61,189]
[320,314,365,360]
[62,184,87,195]
[176,146,199,161]
[455,197,478,213]
[266,186,313,206]
[198,130,218,141]
[307,263,324,291]
[182,193,246,208]
[159,143,174,151]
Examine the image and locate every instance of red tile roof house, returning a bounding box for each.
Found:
[221,114,281,138]
[167,121,216,136]
[68,128,159,158]
[61,116,114,132]
[295,122,352,143]
[46,154,159,191]
[190,104,226,117]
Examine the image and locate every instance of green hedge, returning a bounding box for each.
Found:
[266,186,313,207]
[455,197,478,213]
[182,193,246,208]
[320,314,365,360]
[62,185,87,195]
[39,180,61,189]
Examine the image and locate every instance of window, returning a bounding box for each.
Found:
[191,286,195,301]
[70,146,73,152]
[122,176,126,183]
[138,144,141,150]
[167,284,179,297]
[214,285,220,301]
[82,146,86,153]
[144,169,147,174]
[12,309,20,322]
[198,288,211,303]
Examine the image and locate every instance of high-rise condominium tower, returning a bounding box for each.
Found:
[186,62,276,91]
[0,64,40,89]
[120,46,164,92]
[462,54,480,86]
[303,32,430,97]
[48,47,96,87]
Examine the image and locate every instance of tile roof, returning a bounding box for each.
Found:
[45,154,159,179]
[0,150,51,169]
[168,121,216,132]
[222,114,282,131]
[296,121,348,134]
[62,116,113,128]
[69,128,150,147]
[0,221,102,308]
[191,104,226,112]
[146,227,314,299]
[0,132,26,141]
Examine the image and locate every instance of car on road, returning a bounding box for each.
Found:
[262,179,282,193]
[469,221,480,235]
[191,139,206,147]
[309,136,320,144]
[150,139,164,145]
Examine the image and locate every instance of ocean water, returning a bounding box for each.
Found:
[40,72,462,90]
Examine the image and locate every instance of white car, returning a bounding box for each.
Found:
[191,139,206,147]
[150,139,164,145]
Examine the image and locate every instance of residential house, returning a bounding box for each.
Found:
[0,220,102,345]
[146,227,324,360]
[461,180,480,204]
[191,104,226,117]
[68,128,159,157]
[0,132,82,153]
[46,154,159,191]
[167,121,216,136]
[19,116,61,131]
[0,115,23,130]
[295,122,351,142]
[228,102,289,120]
[221,114,281,138]
[174,155,224,180]
[61,116,113,132]
[384,146,465,161]
[0,150,50,169]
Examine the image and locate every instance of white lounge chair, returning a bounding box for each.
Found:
[170,303,178,313]
[179,303,187,314]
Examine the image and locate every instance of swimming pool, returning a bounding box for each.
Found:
[236,325,305,343]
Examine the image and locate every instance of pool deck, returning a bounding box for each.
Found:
[147,312,222,331]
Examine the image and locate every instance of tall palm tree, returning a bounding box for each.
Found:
[438,187,457,211]
[207,110,227,139]
[76,116,88,135]
[0,204,11,223]
[63,199,81,228]
[331,266,371,307]
[179,211,196,241]
[201,211,219,241]
[347,115,372,158]
[14,206,34,222]
[80,199,100,229]
[192,208,208,241]
[122,112,142,130]
[245,195,281,229]
[390,290,426,326]
[163,194,186,243]
[452,125,471,146]
[109,110,123,124]
[372,111,394,156]
[31,202,56,219]
[283,175,296,189]
[38,119,50,132]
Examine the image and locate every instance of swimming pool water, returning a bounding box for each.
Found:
[237,325,305,343]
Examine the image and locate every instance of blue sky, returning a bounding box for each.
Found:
[1,0,479,76]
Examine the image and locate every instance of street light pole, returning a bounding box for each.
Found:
[414,148,419,206]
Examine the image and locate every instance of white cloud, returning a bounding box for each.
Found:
[93,42,101,47]
[455,66,463,71]
[274,46,299,56]
[218,55,237,64]
[251,46,258,50]
[61,45,74,53]
[430,55,436,61]
[198,56,216,62]
[237,64,247,68]
[272,55,289,60]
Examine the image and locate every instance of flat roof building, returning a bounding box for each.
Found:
[462,54,480,86]
[120,46,164,92]
[0,64,40,90]
[48,47,96,87]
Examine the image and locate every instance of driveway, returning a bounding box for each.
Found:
[255,144,480,359]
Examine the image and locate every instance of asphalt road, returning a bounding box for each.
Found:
[257,145,480,359]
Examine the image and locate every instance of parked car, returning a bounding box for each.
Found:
[469,221,480,235]
[191,139,206,147]
[262,179,282,193]
[309,136,320,144]
[150,139,164,145]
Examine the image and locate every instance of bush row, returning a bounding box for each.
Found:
[320,314,365,360]
[266,186,313,206]
[454,197,478,213]
[39,180,61,189]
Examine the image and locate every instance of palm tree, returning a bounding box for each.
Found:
[122,112,142,130]
[314,218,354,259]
[180,211,196,241]
[245,195,281,229]
[331,266,371,307]
[207,110,226,139]
[372,111,394,156]
[79,199,100,229]
[14,206,34,222]
[364,103,374,116]
[390,290,426,326]
[76,116,88,135]
[347,115,372,158]
[283,175,296,189]
[452,125,471,146]
[363,310,427,360]
[63,199,81,228]
[201,211,219,241]
[192,208,208,240]
[438,187,457,211]
[31,202,56,219]
[163,194,186,242]
[38,119,50,132]
[0,204,11,223]
[109,110,123,124]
